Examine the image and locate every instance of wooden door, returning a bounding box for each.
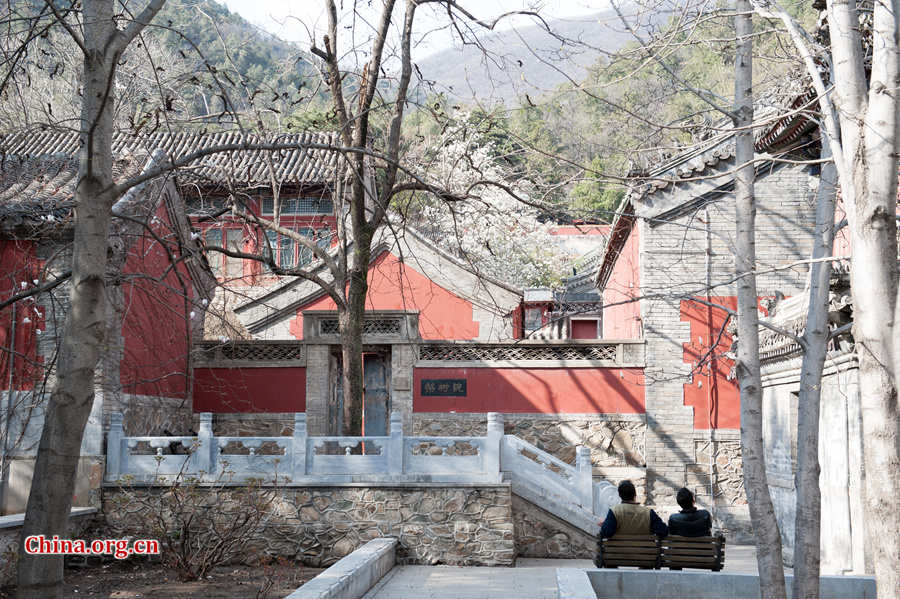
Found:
[362,353,390,437]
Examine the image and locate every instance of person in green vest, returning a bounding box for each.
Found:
[599,480,669,538]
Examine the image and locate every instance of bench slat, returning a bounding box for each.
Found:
[603,549,660,557]
[664,548,721,556]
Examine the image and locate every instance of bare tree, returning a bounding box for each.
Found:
[11,2,168,596]
[732,4,788,598]
[743,1,899,595]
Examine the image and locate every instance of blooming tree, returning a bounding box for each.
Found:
[411,129,568,288]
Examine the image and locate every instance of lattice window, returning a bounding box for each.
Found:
[199,343,305,362]
[319,318,402,336]
[418,344,619,361]
[319,319,341,335]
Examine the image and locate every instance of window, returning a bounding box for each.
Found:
[205,229,223,277]
[524,307,543,332]
[262,228,331,271]
[187,197,227,216]
[279,234,295,268]
[570,318,600,340]
[204,228,244,279]
[261,197,334,215]
[225,229,243,278]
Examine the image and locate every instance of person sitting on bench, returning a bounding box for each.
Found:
[667,487,712,537]
[600,480,668,538]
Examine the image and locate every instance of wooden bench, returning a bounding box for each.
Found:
[595,534,726,571]
[660,534,726,571]
[595,535,662,569]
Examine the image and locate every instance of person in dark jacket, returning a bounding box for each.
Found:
[667,487,712,537]
[599,480,668,539]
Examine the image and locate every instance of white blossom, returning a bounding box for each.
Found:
[413,128,567,288]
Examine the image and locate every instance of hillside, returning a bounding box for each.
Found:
[151,0,318,110]
[413,11,641,105]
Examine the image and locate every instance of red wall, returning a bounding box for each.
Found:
[289,250,480,340]
[680,297,740,429]
[413,367,645,413]
[602,223,641,339]
[119,198,196,399]
[0,240,44,390]
[194,367,306,412]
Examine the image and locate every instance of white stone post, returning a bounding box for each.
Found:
[292,412,308,479]
[196,413,214,477]
[389,410,404,475]
[486,412,503,481]
[576,445,593,510]
[106,412,124,480]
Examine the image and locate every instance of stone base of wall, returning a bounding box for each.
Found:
[211,413,295,436]
[512,495,595,559]
[102,484,515,568]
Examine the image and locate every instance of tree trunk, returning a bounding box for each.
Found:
[339,303,364,436]
[792,145,837,599]
[827,0,900,592]
[16,9,118,595]
[340,214,373,436]
[733,4,788,598]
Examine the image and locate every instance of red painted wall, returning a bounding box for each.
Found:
[119,198,196,399]
[0,240,44,390]
[602,224,641,339]
[680,297,740,429]
[413,367,645,414]
[289,250,480,340]
[194,367,306,412]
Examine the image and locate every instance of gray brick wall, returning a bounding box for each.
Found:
[637,162,816,509]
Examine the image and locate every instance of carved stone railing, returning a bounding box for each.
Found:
[501,434,619,521]
[105,412,617,531]
[105,411,503,485]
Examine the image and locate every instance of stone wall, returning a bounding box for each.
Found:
[512,494,595,559]
[762,355,866,573]
[102,484,515,568]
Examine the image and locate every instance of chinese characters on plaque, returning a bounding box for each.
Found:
[420,378,467,397]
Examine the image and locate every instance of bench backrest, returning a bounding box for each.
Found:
[660,535,726,571]
[598,535,661,569]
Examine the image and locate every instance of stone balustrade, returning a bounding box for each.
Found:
[105,411,619,523]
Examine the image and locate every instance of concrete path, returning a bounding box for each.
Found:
[362,558,595,599]
[362,547,782,599]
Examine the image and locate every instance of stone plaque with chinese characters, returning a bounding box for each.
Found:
[420,379,467,397]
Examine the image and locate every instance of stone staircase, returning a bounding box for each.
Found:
[500,434,619,536]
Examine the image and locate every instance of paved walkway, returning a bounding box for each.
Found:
[362,546,782,599]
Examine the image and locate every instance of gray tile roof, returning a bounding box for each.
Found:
[0,128,339,188]
[0,128,339,236]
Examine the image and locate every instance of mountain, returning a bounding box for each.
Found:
[413,11,641,105]
[152,0,317,99]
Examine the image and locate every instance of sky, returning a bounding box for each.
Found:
[220,0,606,59]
